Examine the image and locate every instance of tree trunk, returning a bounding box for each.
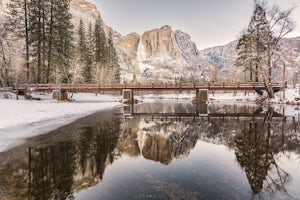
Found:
[24,0,30,84]
[42,0,46,83]
[47,0,54,83]
[37,0,42,83]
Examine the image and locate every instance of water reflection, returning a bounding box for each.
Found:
[0,103,299,199]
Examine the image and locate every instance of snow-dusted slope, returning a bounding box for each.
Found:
[201,37,300,83]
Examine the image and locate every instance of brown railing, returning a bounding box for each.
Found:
[16,82,281,93]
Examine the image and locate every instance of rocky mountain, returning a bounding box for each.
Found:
[68,0,300,85]
[1,0,299,85]
[0,0,8,12]
[115,25,213,84]
[70,0,114,35]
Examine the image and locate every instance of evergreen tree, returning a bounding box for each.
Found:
[8,0,74,84]
[0,15,12,86]
[235,0,295,98]
[46,0,54,83]
[8,0,30,83]
[236,32,255,81]
[107,31,120,83]
[93,16,108,83]
[86,22,94,83]
[76,19,87,83]
[94,16,107,64]
[52,0,74,83]
[29,0,44,83]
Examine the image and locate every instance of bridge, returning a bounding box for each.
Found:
[17,82,281,93]
[14,82,281,102]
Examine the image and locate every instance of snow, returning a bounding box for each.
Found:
[0,92,121,152]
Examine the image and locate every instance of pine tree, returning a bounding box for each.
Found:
[52,0,74,83]
[8,0,74,84]
[94,16,108,83]
[8,0,30,83]
[235,0,295,98]
[76,19,93,83]
[86,22,94,83]
[0,16,12,86]
[236,32,255,81]
[107,31,120,83]
[29,0,44,83]
[46,0,54,83]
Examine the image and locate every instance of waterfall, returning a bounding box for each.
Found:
[136,37,153,78]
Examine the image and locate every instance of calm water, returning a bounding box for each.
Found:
[0,102,300,200]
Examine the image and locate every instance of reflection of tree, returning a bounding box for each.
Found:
[94,120,120,178]
[28,141,76,200]
[234,108,290,195]
[27,118,121,199]
[78,127,94,175]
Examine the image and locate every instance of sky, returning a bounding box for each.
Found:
[92,0,300,49]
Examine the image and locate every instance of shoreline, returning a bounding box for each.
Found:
[1,90,300,152]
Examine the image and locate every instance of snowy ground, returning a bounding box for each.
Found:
[0,92,121,152]
[0,88,300,152]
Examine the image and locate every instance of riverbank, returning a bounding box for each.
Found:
[0,93,121,152]
[1,88,300,152]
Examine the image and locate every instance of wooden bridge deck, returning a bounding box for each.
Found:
[123,112,284,119]
[17,82,282,93]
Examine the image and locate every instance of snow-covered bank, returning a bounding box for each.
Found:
[138,91,260,102]
[0,93,121,152]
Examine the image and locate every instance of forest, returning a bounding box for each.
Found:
[0,0,120,87]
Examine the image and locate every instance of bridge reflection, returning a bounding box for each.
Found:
[123,103,284,120]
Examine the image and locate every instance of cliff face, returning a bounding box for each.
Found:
[70,0,112,34]
[142,25,182,59]
[0,0,9,12]
[115,25,213,83]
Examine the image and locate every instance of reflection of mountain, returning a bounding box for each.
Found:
[0,105,300,199]
[115,118,199,165]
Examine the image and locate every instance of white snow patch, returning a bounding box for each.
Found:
[0,92,121,152]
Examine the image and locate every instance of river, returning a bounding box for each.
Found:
[0,102,299,200]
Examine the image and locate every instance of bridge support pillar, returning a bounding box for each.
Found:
[53,90,68,101]
[196,103,208,115]
[196,89,208,103]
[122,89,133,104]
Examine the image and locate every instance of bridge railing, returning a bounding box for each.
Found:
[15,82,281,92]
